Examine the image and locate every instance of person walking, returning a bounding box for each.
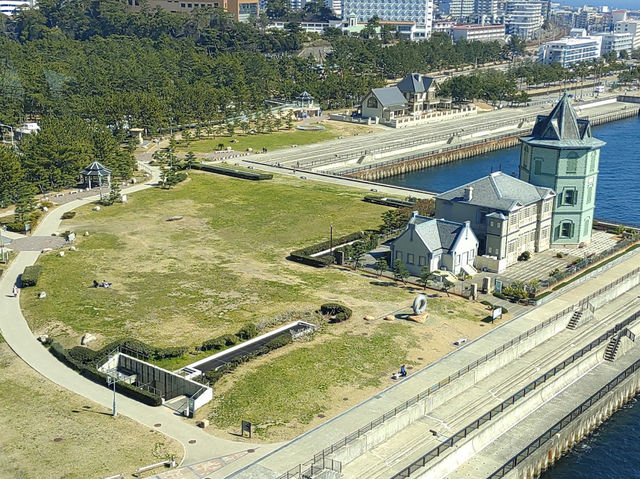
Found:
[13,284,18,297]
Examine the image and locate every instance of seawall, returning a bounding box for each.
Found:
[345,106,640,182]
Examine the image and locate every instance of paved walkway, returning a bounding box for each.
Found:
[0,161,276,475]
[7,235,68,252]
[230,250,640,478]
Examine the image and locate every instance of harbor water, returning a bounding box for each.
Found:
[379,115,640,227]
[379,114,640,475]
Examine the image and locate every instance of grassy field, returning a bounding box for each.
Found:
[20,170,492,441]
[21,171,393,347]
[177,122,375,154]
[0,339,182,479]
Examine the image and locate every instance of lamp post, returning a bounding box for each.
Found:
[330,224,334,254]
[107,375,117,417]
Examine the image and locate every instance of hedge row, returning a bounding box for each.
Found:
[50,342,162,406]
[194,164,272,181]
[290,231,367,268]
[21,265,43,287]
[203,333,293,385]
[199,323,260,352]
[363,196,415,208]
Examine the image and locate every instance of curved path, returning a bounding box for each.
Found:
[0,162,275,473]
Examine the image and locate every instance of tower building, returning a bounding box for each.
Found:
[519,94,605,246]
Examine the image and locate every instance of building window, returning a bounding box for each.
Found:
[542,227,549,239]
[566,157,578,174]
[395,251,402,261]
[584,218,590,236]
[534,159,542,175]
[418,256,426,266]
[563,189,577,205]
[544,201,551,213]
[586,184,593,203]
[560,221,574,238]
[367,97,378,109]
[407,253,414,264]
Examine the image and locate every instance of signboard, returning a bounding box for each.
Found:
[495,280,503,293]
[241,420,252,438]
[492,307,502,321]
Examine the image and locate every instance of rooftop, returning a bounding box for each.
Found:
[407,215,474,253]
[436,172,554,212]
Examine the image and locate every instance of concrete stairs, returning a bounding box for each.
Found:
[566,310,583,330]
[604,336,620,361]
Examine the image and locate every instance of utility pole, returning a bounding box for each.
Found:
[330,224,334,253]
[107,375,117,417]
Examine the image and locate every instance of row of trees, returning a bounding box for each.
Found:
[0,117,135,208]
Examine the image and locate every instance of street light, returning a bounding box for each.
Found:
[106,375,118,417]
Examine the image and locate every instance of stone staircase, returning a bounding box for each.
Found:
[566,310,583,330]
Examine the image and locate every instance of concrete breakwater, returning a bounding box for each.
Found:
[346,106,640,182]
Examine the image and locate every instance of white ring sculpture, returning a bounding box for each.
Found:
[413,294,427,315]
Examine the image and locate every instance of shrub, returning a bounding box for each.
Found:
[493,291,507,300]
[61,211,76,220]
[556,252,564,258]
[68,346,100,365]
[200,336,227,352]
[260,333,292,352]
[153,346,188,359]
[501,306,509,314]
[320,303,353,322]
[6,222,25,233]
[517,251,531,261]
[480,300,493,307]
[21,265,43,287]
[236,323,259,341]
[289,231,375,268]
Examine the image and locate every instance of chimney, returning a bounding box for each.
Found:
[464,187,473,202]
[464,220,471,239]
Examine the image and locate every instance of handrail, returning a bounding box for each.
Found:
[278,265,640,479]
[487,346,640,478]
[390,309,640,478]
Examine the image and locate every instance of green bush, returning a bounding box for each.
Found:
[289,231,375,268]
[21,265,43,287]
[200,336,227,352]
[493,291,507,300]
[517,251,531,261]
[153,346,188,359]
[68,346,100,365]
[236,323,259,341]
[6,222,25,233]
[320,302,352,317]
[61,211,76,219]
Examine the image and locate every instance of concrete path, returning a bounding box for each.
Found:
[0,162,277,475]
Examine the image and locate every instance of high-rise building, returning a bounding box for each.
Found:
[615,20,640,50]
[519,94,605,246]
[474,0,498,16]
[594,32,634,57]
[440,0,474,18]
[0,0,36,16]
[121,0,259,22]
[341,0,433,37]
[504,1,543,40]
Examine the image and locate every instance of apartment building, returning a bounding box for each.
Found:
[505,1,543,40]
[451,23,505,42]
[122,0,259,22]
[342,0,434,35]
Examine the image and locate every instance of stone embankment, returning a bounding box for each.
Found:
[345,104,640,182]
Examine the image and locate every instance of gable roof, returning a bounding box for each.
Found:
[370,86,407,107]
[436,172,555,212]
[404,215,475,253]
[396,73,435,94]
[522,93,606,149]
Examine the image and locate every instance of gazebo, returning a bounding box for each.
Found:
[81,161,112,189]
[296,91,314,108]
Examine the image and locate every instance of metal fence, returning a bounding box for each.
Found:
[277,457,342,479]
[277,266,640,479]
[487,339,640,479]
[390,309,640,479]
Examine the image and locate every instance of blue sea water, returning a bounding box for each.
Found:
[379,115,640,475]
[560,0,638,9]
[379,115,640,226]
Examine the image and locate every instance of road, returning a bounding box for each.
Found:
[244,93,621,175]
[0,160,278,476]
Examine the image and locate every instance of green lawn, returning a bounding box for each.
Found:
[178,123,367,154]
[211,323,416,438]
[21,171,392,347]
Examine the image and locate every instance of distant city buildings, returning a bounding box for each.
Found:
[504,1,544,40]
[615,19,640,50]
[0,0,36,16]
[341,0,434,38]
[121,0,259,22]
[539,29,602,67]
[451,23,505,42]
[594,31,634,56]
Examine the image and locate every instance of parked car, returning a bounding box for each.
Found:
[453,338,468,346]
